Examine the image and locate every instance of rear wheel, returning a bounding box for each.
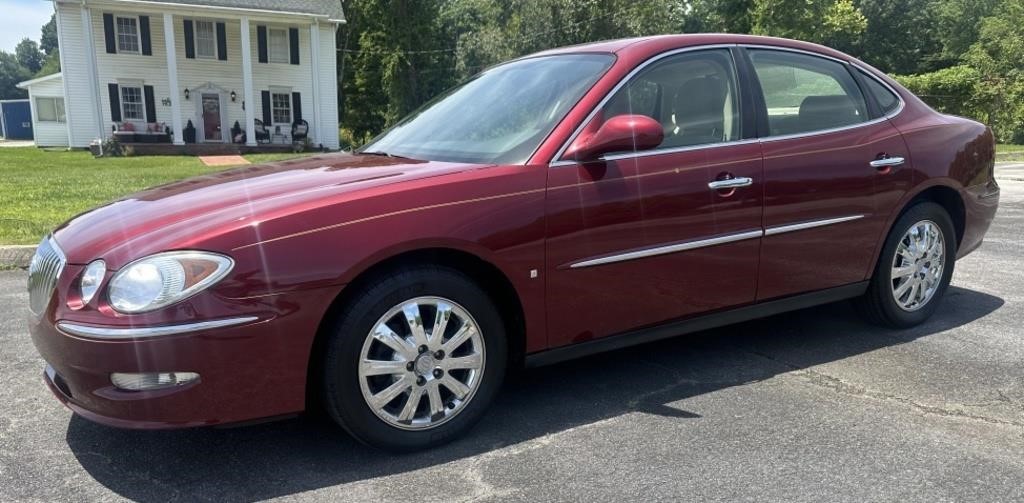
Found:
[857,202,957,328]
[321,266,506,451]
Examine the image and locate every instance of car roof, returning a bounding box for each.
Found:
[531,34,855,64]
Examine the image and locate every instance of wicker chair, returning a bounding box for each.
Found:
[291,119,309,143]
[253,119,271,144]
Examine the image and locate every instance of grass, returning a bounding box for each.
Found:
[0,148,315,245]
[996,144,1024,162]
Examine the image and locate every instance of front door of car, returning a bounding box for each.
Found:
[545,48,764,349]
[741,48,913,300]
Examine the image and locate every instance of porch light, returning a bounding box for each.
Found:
[230,90,237,102]
[183,88,190,100]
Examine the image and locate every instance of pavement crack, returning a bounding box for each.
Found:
[795,369,1024,429]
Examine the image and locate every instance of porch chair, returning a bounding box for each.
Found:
[291,119,309,143]
[253,119,271,144]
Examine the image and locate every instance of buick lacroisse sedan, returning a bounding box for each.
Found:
[29,34,998,451]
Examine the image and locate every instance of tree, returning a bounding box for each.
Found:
[15,38,44,74]
[41,14,58,55]
[36,51,60,77]
[0,51,31,100]
[852,0,943,75]
[751,0,867,48]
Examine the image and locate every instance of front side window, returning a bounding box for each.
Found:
[271,92,291,124]
[36,97,66,123]
[116,16,140,53]
[268,28,289,63]
[194,20,216,59]
[599,49,741,153]
[120,85,145,120]
[361,53,615,164]
[749,49,868,136]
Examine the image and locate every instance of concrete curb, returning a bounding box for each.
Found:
[0,245,35,269]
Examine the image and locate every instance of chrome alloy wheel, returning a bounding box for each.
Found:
[357,296,485,430]
[891,220,946,312]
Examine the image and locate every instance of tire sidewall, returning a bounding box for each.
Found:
[322,267,507,451]
[874,202,957,327]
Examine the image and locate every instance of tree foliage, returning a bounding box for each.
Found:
[15,39,44,75]
[41,15,59,56]
[0,51,31,100]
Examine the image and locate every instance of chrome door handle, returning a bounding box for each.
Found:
[870,156,905,168]
[708,177,753,190]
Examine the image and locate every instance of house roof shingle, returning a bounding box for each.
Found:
[124,0,345,22]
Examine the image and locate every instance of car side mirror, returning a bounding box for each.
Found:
[562,114,664,162]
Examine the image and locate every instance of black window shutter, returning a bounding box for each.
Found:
[257,26,268,63]
[291,92,302,121]
[216,22,227,60]
[108,84,122,122]
[143,86,156,122]
[139,16,152,55]
[183,20,195,59]
[261,90,272,124]
[103,14,117,54]
[289,28,299,65]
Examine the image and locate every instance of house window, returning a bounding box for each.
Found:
[120,85,145,121]
[116,16,140,53]
[194,20,216,59]
[35,97,66,123]
[268,28,289,63]
[271,91,291,124]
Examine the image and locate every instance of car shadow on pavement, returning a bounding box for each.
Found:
[64,286,1003,502]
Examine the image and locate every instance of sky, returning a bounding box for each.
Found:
[1,0,54,53]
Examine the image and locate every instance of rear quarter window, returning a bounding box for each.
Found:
[857,69,902,115]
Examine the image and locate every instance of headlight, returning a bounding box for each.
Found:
[107,251,233,314]
[79,260,106,305]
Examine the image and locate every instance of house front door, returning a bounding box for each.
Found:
[202,93,222,142]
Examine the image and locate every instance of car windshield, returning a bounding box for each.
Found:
[359,53,615,164]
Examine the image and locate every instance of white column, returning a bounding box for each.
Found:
[309,22,322,146]
[240,16,257,146]
[80,6,106,140]
[163,13,184,145]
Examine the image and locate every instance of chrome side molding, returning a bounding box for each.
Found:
[568,214,865,268]
[569,229,763,269]
[764,214,865,236]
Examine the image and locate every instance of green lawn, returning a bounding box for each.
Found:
[0,148,314,245]
[997,144,1024,162]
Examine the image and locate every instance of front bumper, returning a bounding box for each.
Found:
[29,286,339,429]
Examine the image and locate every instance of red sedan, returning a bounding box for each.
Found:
[29,34,999,451]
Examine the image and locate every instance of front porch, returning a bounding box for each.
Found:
[118,142,300,156]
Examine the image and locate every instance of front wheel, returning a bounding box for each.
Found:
[320,266,507,451]
[856,201,957,328]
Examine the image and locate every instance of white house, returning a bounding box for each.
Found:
[23,0,344,150]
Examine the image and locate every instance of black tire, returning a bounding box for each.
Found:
[856,201,957,328]
[320,265,507,452]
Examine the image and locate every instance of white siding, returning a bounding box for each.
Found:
[26,76,69,147]
[54,2,340,148]
[56,2,101,147]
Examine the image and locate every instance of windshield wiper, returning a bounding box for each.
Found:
[360,150,414,160]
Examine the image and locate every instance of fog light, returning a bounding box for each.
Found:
[110,372,199,391]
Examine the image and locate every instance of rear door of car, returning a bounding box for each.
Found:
[544,47,764,348]
[739,47,913,301]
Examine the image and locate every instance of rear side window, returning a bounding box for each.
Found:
[749,49,868,136]
[857,69,901,115]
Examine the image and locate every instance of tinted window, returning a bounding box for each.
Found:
[361,54,615,164]
[749,50,868,136]
[600,49,741,152]
[857,69,901,115]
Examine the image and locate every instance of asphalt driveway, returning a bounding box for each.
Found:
[2,183,1023,502]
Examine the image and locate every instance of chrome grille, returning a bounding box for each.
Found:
[27,236,66,316]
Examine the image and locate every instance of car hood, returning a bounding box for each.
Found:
[53,153,488,265]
